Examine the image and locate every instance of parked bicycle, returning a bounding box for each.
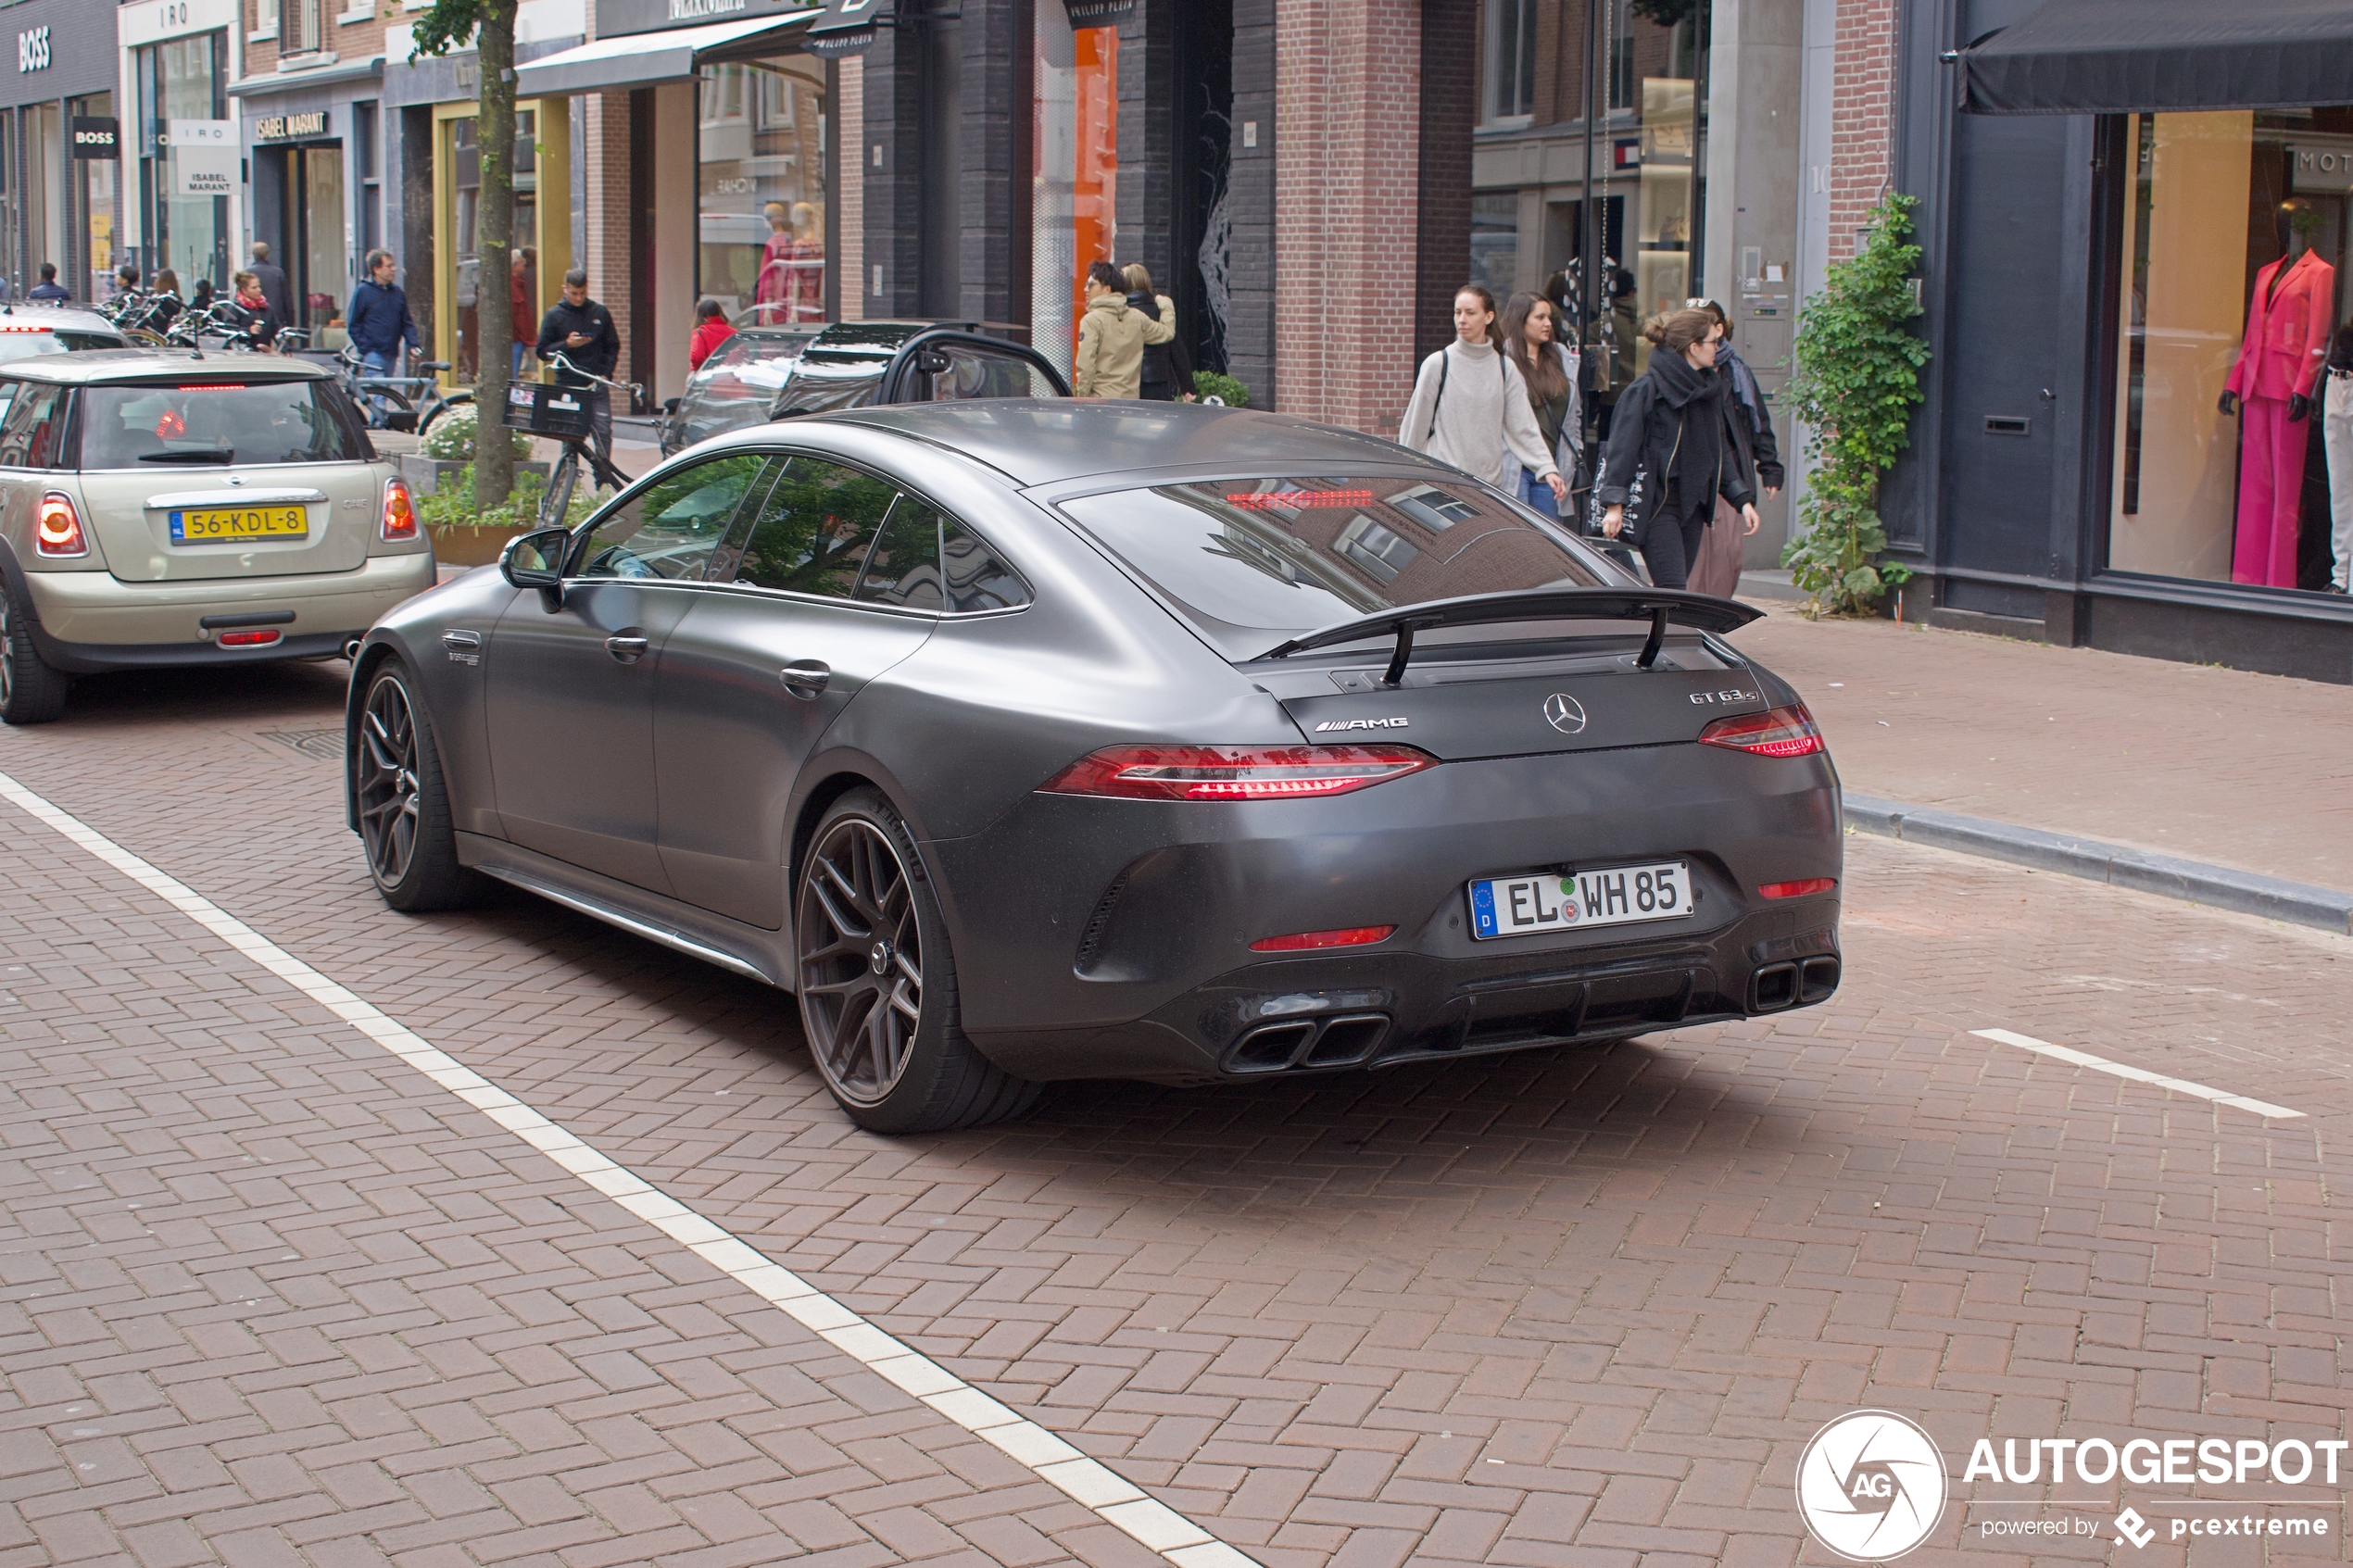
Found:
[336,344,466,438]
[516,352,639,531]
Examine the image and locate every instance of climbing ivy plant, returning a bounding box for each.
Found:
[1782,192,1931,617]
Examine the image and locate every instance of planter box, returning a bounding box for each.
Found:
[401,454,549,496]
[431,524,533,568]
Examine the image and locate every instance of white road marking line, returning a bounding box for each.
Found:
[1969,1028,2305,1120]
[0,771,1261,1568]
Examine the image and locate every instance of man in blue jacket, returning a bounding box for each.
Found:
[26,263,69,303]
[346,249,420,427]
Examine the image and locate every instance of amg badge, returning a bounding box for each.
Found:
[1314,716,1409,733]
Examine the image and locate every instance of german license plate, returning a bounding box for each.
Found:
[170,505,307,543]
[1468,860,1695,939]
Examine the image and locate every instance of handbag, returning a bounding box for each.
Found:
[1583,409,1680,542]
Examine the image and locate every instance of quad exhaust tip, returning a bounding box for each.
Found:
[1750,956,1840,1013]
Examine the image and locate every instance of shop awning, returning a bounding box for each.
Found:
[1957,0,2353,116]
[515,7,822,95]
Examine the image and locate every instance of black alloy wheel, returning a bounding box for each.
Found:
[0,579,69,725]
[356,660,481,910]
[794,790,1038,1133]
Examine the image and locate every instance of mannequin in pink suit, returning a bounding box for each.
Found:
[2221,239,2334,589]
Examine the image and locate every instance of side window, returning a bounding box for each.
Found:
[727,458,896,597]
[918,344,1060,402]
[574,452,766,581]
[940,515,1032,612]
[855,498,946,610]
[0,383,65,469]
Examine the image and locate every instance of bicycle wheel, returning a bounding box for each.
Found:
[541,448,581,530]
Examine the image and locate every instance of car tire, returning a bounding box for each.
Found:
[795,788,1039,1134]
[356,659,484,911]
[0,577,69,726]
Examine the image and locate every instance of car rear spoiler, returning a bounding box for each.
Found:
[1254,587,1762,686]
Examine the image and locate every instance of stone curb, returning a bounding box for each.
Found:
[1841,793,2353,936]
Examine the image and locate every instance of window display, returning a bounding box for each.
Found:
[2110,108,2353,595]
[698,58,827,326]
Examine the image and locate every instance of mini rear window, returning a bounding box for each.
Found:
[82,380,365,468]
[0,330,123,363]
[1055,476,1617,654]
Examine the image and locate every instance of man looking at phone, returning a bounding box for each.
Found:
[535,268,623,461]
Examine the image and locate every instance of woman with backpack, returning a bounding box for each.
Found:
[1499,292,1581,519]
[1594,307,1760,590]
[1399,283,1566,505]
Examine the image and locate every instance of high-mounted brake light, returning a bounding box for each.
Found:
[381,477,418,541]
[1251,924,1397,952]
[1225,489,1375,511]
[1757,878,1837,900]
[1039,744,1436,801]
[34,492,84,557]
[1699,704,1825,759]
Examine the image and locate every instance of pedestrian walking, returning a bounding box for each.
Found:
[1073,260,1174,398]
[232,271,275,345]
[26,263,69,303]
[148,270,183,327]
[689,298,736,371]
[1397,283,1565,505]
[346,250,421,429]
[1121,263,1195,402]
[1593,307,1760,591]
[1499,291,1581,518]
[189,277,217,318]
[510,249,536,379]
[537,268,623,462]
[1684,298,1780,598]
[249,242,292,336]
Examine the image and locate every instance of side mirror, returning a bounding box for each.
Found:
[500,526,572,611]
[914,348,952,375]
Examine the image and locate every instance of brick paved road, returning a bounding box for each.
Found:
[0,661,2346,1567]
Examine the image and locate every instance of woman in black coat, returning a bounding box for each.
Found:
[1594,307,1761,590]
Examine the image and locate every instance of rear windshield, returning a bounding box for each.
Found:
[1056,476,1619,653]
[0,330,123,362]
[82,380,365,468]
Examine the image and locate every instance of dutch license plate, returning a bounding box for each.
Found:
[1468,860,1695,940]
[170,505,307,544]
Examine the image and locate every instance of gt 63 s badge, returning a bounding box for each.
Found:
[1795,1411,1948,1561]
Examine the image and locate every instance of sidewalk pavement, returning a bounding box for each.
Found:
[1724,600,2353,895]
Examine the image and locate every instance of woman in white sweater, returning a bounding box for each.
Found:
[1398,283,1566,506]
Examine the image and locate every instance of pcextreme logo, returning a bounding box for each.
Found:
[1795,1411,1949,1561]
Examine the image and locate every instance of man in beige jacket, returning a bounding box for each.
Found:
[1073,260,1174,397]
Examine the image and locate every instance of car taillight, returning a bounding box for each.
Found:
[217,628,283,648]
[1699,704,1824,758]
[381,478,418,541]
[1039,745,1437,801]
[1757,878,1837,899]
[1250,924,1397,952]
[34,492,84,557]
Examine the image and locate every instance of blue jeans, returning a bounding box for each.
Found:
[1519,470,1559,519]
[361,349,397,428]
[512,341,529,379]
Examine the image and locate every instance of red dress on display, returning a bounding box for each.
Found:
[2222,246,2334,588]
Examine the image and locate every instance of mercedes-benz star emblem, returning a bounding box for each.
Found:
[1542,693,1587,734]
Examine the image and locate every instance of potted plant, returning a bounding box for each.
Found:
[421,461,608,566]
[399,403,540,499]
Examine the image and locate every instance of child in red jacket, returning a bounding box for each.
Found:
[688,299,736,371]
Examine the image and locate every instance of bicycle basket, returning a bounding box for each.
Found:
[501,381,604,438]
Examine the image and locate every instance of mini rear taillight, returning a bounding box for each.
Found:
[381,477,418,541]
[1250,924,1397,952]
[1040,745,1437,802]
[217,628,283,647]
[34,492,84,557]
[1700,704,1824,759]
[1757,878,1837,899]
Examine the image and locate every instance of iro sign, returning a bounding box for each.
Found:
[17,26,49,73]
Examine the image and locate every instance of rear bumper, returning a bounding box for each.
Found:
[925,743,1844,1083]
[19,552,435,671]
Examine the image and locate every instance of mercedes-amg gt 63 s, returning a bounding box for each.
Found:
[347,402,1842,1132]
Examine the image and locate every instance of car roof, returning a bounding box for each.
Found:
[769,399,1445,486]
[0,303,122,332]
[0,346,330,384]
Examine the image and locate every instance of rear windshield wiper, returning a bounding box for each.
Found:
[1254,587,1762,686]
[138,447,236,463]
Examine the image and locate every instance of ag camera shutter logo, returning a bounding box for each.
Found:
[1795,1411,1948,1561]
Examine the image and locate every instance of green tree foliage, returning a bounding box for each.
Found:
[409,0,522,509]
[1782,192,1931,616]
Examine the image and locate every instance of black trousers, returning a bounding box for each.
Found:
[1639,501,1711,589]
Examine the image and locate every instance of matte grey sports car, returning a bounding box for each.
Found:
[346,403,1843,1132]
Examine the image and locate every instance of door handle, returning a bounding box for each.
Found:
[779,659,831,698]
[606,633,651,664]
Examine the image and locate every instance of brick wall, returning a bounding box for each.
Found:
[1416,0,1477,367]
[582,91,633,368]
[242,0,393,77]
[1828,0,1894,258]
[1273,0,1423,437]
[837,58,863,323]
[1224,0,1277,406]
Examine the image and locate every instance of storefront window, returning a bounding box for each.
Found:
[441,109,540,379]
[2109,108,2353,594]
[698,57,826,326]
[138,34,230,290]
[73,95,116,303]
[1031,4,1115,380]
